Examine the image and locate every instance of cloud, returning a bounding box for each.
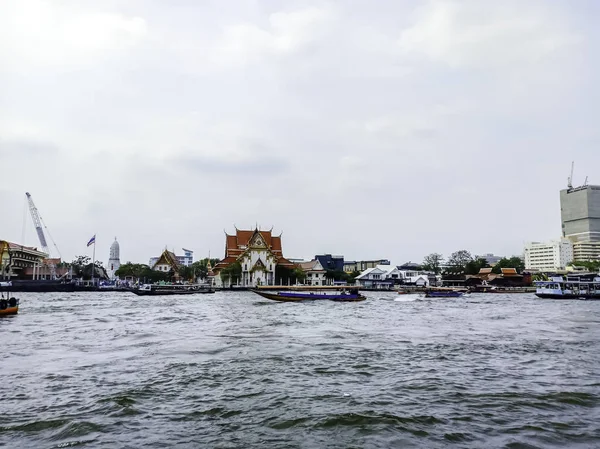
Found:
[0,139,59,157]
[398,0,581,68]
[172,153,290,177]
[0,0,147,72]
[0,0,598,264]
[211,6,334,66]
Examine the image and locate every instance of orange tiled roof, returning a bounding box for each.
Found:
[501,268,520,276]
[224,229,284,257]
[217,228,291,269]
[4,241,45,253]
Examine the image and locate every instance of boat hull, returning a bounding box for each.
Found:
[425,292,464,298]
[131,289,214,296]
[252,290,366,302]
[535,293,594,300]
[0,306,18,316]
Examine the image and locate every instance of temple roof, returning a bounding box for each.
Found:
[214,228,293,271]
[223,228,284,258]
[152,249,180,270]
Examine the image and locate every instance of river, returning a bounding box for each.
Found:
[1,291,599,448]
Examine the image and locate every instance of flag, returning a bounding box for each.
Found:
[87,235,96,247]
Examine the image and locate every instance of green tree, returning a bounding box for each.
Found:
[422,253,444,274]
[567,260,600,272]
[465,257,490,275]
[491,257,526,274]
[445,250,473,274]
[220,261,242,286]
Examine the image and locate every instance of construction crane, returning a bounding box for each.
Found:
[567,161,575,189]
[25,192,60,280]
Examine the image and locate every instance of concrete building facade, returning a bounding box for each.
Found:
[572,241,600,262]
[524,239,573,271]
[560,185,600,243]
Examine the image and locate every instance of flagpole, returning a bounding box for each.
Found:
[91,234,96,286]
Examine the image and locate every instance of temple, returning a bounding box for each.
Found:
[151,248,181,275]
[213,227,295,287]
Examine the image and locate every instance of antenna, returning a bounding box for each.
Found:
[584,176,588,186]
[567,161,574,189]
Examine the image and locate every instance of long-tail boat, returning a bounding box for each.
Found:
[131,283,215,296]
[0,282,19,316]
[252,287,366,302]
[424,287,466,298]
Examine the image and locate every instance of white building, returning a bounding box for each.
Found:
[524,239,573,271]
[397,269,430,287]
[177,248,194,267]
[572,241,600,262]
[355,265,401,289]
[107,237,121,280]
[299,259,327,286]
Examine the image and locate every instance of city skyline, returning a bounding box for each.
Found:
[2,0,600,263]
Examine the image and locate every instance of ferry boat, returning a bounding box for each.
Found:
[131,283,215,296]
[535,276,600,300]
[252,288,366,302]
[0,282,19,316]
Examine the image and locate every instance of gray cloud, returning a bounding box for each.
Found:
[1,0,598,265]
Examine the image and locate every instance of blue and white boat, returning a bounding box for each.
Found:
[535,276,600,299]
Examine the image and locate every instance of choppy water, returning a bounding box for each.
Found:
[1,291,600,448]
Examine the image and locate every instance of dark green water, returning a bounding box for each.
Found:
[1,291,599,448]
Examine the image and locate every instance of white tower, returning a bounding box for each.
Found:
[108,237,121,280]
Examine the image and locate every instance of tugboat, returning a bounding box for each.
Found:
[0,282,19,316]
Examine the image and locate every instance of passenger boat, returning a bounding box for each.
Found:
[535,276,600,300]
[0,282,19,316]
[252,288,366,302]
[424,288,466,298]
[131,283,215,296]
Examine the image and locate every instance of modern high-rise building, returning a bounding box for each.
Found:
[560,185,600,243]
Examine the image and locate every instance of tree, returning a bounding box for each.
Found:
[190,258,221,280]
[71,255,91,278]
[422,253,444,274]
[178,265,193,281]
[220,261,242,286]
[465,257,490,275]
[293,267,307,283]
[445,250,473,274]
[491,257,526,274]
[567,260,600,273]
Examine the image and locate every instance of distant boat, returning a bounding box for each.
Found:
[0,282,19,316]
[424,288,465,298]
[252,288,366,302]
[130,283,215,296]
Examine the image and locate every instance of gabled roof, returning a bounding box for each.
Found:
[299,259,326,272]
[217,227,292,271]
[478,268,493,274]
[152,249,180,270]
[1,241,48,257]
[501,268,520,277]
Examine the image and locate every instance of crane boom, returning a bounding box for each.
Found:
[26,192,49,253]
[25,192,56,279]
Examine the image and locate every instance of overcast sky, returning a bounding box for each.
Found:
[1,0,599,266]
